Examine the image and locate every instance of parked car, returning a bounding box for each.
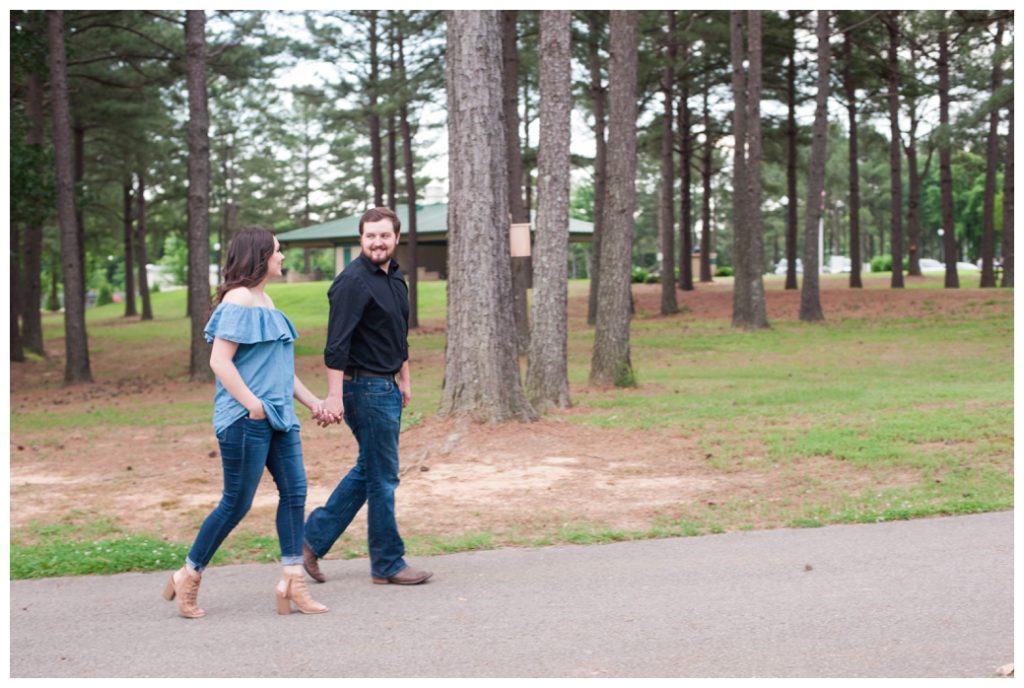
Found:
[919,258,945,272]
[773,258,803,275]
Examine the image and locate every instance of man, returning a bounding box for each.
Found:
[303,206,432,585]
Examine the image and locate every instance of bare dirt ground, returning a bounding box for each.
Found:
[9,276,1010,551]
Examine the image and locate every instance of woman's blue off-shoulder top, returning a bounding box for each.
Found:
[204,302,300,435]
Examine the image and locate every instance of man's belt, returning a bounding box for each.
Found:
[344,367,396,380]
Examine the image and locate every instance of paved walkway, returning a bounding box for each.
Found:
[9,511,1013,677]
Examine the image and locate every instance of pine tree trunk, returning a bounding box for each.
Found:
[678,34,694,292]
[186,10,212,381]
[502,10,530,353]
[387,20,398,211]
[368,11,384,208]
[122,180,137,316]
[980,18,1003,288]
[905,117,923,277]
[730,11,768,330]
[700,88,714,283]
[590,10,639,386]
[586,12,607,325]
[387,114,397,210]
[1001,99,1013,287]
[527,10,572,411]
[658,10,678,315]
[441,10,535,422]
[887,11,904,288]
[135,172,153,320]
[844,28,863,289]
[11,223,25,362]
[799,10,830,322]
[73,123,86,297]
[785,23,799,291]
[938,26,959,288]
[47,10,92,385]
[22,69,45,355]
[397,21,419,328]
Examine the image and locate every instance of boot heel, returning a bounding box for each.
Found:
[276,581,292,615]
[163,575,176,601]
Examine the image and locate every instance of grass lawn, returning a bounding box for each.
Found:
[11,273,1012,578]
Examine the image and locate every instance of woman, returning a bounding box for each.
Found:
[163,228,327,618]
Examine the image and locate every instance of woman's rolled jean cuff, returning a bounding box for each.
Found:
[281,555,303,566]
[185,556,205,573]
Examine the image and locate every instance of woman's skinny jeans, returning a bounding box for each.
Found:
[186,417,307,571]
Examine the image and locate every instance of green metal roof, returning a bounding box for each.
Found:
[276,202,594,246]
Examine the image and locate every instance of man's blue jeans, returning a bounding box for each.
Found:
[187,417,307,571]
[304,376,407,579]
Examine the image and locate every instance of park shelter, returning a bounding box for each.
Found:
[275,202,595,281]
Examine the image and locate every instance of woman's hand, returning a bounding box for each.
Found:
[247,401,266,420]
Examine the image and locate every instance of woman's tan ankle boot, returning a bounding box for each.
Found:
[162,566,205,619]
[276,571,328,615]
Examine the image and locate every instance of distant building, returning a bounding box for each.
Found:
[275,202,595,281]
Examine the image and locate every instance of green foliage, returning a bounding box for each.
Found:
[159,235,188,287]
[96,282,114,306]
[631,266,651,283]
[870,256,911,273]
[715,266,734,277]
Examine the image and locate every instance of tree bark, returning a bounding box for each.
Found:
[22,69,45,355]
[730,10,769,330]
[980,18,1003,288]
[11,223,25,362]
[135,172,153,321]
[658,11,678,315]
[590,10,639,386]
[887,11,904,288]
[800,10,830,322]
[73,122,86,297]
[843,28,863,288]
[1001,98,1013,287]
[586,12,607,325]
[368,11,384,208]
[387,20,398,211]
[186,10,212,381]
[905,96,924,277]
[502,10,530,353]
[785,19,799,291]
[677,31,694,292]
[48,10,92,384]
[397,20,419,328]
[938,26,959,288]
[527,10,572,411]
[122,180,137,316]
[441,10,535,422]
[700,88,714,283]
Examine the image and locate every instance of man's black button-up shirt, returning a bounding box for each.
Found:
[324,252,409,374]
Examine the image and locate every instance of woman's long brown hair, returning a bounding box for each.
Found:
[209,227,276,315]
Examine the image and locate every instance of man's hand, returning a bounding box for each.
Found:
[397,378,411,408]
[319,394,344,426]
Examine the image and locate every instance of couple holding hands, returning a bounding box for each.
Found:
[163,207,432,620]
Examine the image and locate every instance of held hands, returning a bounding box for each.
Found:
[313,395,344,427]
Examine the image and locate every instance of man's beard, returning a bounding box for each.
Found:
[364,246,394,266]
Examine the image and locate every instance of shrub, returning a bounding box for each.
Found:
[96,282,113,306]
[869,256,910,273]
[631,266,650,284]
[715,266,734,277]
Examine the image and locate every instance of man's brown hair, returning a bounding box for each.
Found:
[359,206,401,235]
